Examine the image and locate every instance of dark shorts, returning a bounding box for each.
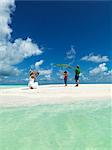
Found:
[64,79,67,85]
[75,75,79,81]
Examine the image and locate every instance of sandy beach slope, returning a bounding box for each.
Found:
[0,84,111,107]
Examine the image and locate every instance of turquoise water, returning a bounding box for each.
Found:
[0,85,27,89]
[0,100,111,150]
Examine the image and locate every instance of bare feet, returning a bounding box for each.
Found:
[30,86,33,89]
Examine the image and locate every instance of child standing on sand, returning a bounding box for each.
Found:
[63,71,68,86]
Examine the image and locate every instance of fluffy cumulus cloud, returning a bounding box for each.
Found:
[0,0,43,77]
[66,46,76,60]
[89,63,108,76]
[56,70,64,80]
[39,69,52,76]
[35,60,44,69]
[34,60,52,81]
[44,74,52,81]
[81,53,109,63]
[38,69,52,81]
[0,0,15,41]
[80,73,89,81]
[104,70,112,76]
[87,63,112,83]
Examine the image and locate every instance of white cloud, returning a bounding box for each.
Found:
[89,63,108,76]
[81,53,109,63]
[0,0,43,77]
[44,74,52,81]
[0,38,42,76]
[0,38,42,65]
[56,70,64,80]
[34,60,53,81]
[23,78,29,81]
[104,70,112,76]
[35,60,44,69]
[66,46,76,60]
[39,69,52,76]
[0,0,15,41]
[80,73,89,81]
[103,70,112,82]
[0,64,19,76]
[38,69,52,81]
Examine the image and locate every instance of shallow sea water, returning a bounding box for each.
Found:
[0,100,111,150]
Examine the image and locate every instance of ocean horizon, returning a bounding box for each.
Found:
[0,82,112,87]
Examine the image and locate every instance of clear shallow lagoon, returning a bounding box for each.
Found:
[0,100,111,150]
[0,85,27,89]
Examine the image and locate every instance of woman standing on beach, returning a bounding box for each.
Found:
[63,71,68,86]
[28,70,39,89]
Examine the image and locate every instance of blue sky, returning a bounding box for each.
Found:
[0,0,111,84]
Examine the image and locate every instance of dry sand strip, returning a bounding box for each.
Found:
[0,84,111,107]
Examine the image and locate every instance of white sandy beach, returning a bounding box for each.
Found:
[0,84,111,107]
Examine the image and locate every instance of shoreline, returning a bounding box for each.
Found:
[0,84,111,107]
